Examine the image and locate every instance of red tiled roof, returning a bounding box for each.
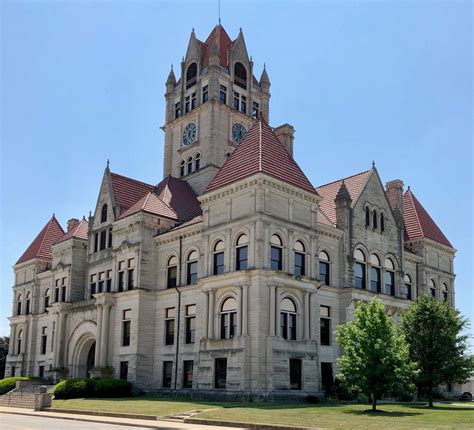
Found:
[16,215,65,264]
[119,191,178,220]
[403,188,452,248]
[315,170,373,225]
[200,24,233,68]
[154,176,202,221]
[55,218,89,244]
[205,119,317,195]
[110,172,154,215]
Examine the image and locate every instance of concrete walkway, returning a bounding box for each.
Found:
[0,406,246,429]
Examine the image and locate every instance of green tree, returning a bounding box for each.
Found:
[0,336,9,379]
[400,294,474,407]
[336,298,417,411]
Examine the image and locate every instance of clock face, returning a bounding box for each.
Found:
[182,123,197,146]
[232,123,247,144]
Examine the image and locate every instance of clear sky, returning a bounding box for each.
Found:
[1,1,472,341]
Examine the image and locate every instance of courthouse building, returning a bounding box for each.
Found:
[5,25,456,399]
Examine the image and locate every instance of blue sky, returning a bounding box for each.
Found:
[1,1,472,341]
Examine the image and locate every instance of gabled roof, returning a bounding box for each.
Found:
[109,172,154,214]
[205,119,317,195]
[118,191,178,220]
[154,176,202,221]
[16,215,65,265]
[315,170,373,225]
[55,218,89,244]
[200,24,233,68]
[403,188,452,248]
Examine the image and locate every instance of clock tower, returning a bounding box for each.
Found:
[162,25,271,195]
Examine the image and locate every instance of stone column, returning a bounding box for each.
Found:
[99,304,111,367]
[242,284,249,336]
[275,286,282,337]
[269,285,276,336]
[237,287,242,336]
[56,312,66,368]
[303,292,310,340]
[207,290,215,339]
[309,292,316,339]
[95,305,103,365]
[204,291,209,339]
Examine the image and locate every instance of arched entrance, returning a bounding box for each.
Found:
[72,335,96,378]
[86,342,96,378]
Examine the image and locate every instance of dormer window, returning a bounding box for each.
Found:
[234,62,247,89]
[186,62,197,89]
[101,204,108,223]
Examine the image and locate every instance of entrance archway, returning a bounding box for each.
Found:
[72,335,96,378]
[86,342,96,378]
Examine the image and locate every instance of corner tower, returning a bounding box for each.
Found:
[162,25,271,195]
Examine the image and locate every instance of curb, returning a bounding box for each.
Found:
[46,407,159,421]
[185,417,317,430]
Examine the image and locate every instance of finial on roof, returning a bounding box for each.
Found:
[372,160,376,168]
[82,215,86,220]
[260,63,270,85]
[192,27,195,33]
[107,159,110,168]
[239,27,242,33]
[407,185,411,191]
[89,210,92,218]
[250,56,253,62]
[166,64,176,84]
[52,212,55,218]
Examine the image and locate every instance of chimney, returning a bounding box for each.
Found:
[67,218,79,231]
[385,180,404,214]
[274,123,295,157]
[334,181,352,230]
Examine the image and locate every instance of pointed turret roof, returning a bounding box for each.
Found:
[16,215,65,265]
[201,24,233,67]
[55,218,89,244]
[166,65,176,85]
[403,188,452,248]
[260,64,270,85]
[205,119,317,195]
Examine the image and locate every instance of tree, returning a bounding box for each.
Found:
[0,336,9,379]
[400,294,474,407]
[335,298,417,411]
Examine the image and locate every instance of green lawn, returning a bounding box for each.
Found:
[51,397,474,429]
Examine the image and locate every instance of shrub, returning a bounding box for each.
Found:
[53,378,94,399]
[0,377,37,395]
[356,392,369,403]
[93,378,132,398]
[306,395,320,404]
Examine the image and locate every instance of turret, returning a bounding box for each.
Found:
[334,180,352,230]
[165,65,176,123]
[260,64,271,121]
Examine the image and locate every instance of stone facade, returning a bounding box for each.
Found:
[5,25,457,400]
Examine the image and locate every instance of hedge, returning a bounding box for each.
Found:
[53,378,132,399]
[0,377,35,395]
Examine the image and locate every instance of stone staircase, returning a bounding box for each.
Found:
[0,383,55,410]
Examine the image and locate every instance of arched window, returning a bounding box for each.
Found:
[354,249,366,289]
[319,251,330,286]
[384,258,395,296]
[186,251,198,285]
[17,329,23,355]
[187,157,193,175]
[270,234,283,271]
[294,241,305,276]
[16,294,22,316]
[220,297,237,339]
[180,160,185,177]
[373,210,378,229]
[44,289,50,310]
[370,254,381,293]
[280,298,297,340]
[213,240,225,275]
[234,62,247,89]
[167,255,178,289]
[380,213,385,232]
[430,279,436,298]
[195,153,201,171]
[101,204,108,223]
[404,274,412,300]
[186,62,197,89]
[442,283,448,302]
[365,207,370,227]
[235,234,248,270]
[25,292,31,315]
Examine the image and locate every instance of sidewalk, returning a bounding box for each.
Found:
[0,406,246,429]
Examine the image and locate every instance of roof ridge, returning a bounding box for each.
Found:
[316,169,372,189]
[110,171,154,188]
[406,188,423,236]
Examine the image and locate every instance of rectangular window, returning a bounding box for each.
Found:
[118,272,125,292]
[11,366,16,377]
[51,322,55,352]
[252,101,259,118]
[219,85,227,104]
[236,246,248,270]
[240,95,247,113]
[90,274,97,298]
[41,327,47,355]
[98,272,104,293]
[280,313,297,340]
[182,360,194,389]
[321,362,334,394]
[233,91,240,110]
[320,305,331,346]
[120,361,129,380]
[185,95,190,113]
[319,261,330,285]
[127,259,135,290]
[220,312,237,339]
[214,358,227,389]
[17,300,21,316]
[289,359,302,390]
[39,365,45,378]
[213,252,224,275]
[355,262,366,289]
[163,361,173,388]
[295,252,305,276]
[271,246,282,271]
[55,279,60,302]
[175,102,181,119]
[122,309,131,347]
[61,277,67,302]
[202,85,208,103]
[99,230,107,250]
[187,261,198,285]
[384,271,395,296]
[167,266,177,289]
[165,307,175,345]
[106,270,112,292]
[94,232,99,252]
[108,228,113,248]
[191,92,196,110]
[370,267,381,293]
[185,304,196,344]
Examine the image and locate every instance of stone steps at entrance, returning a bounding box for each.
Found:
[0,391,37,409]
